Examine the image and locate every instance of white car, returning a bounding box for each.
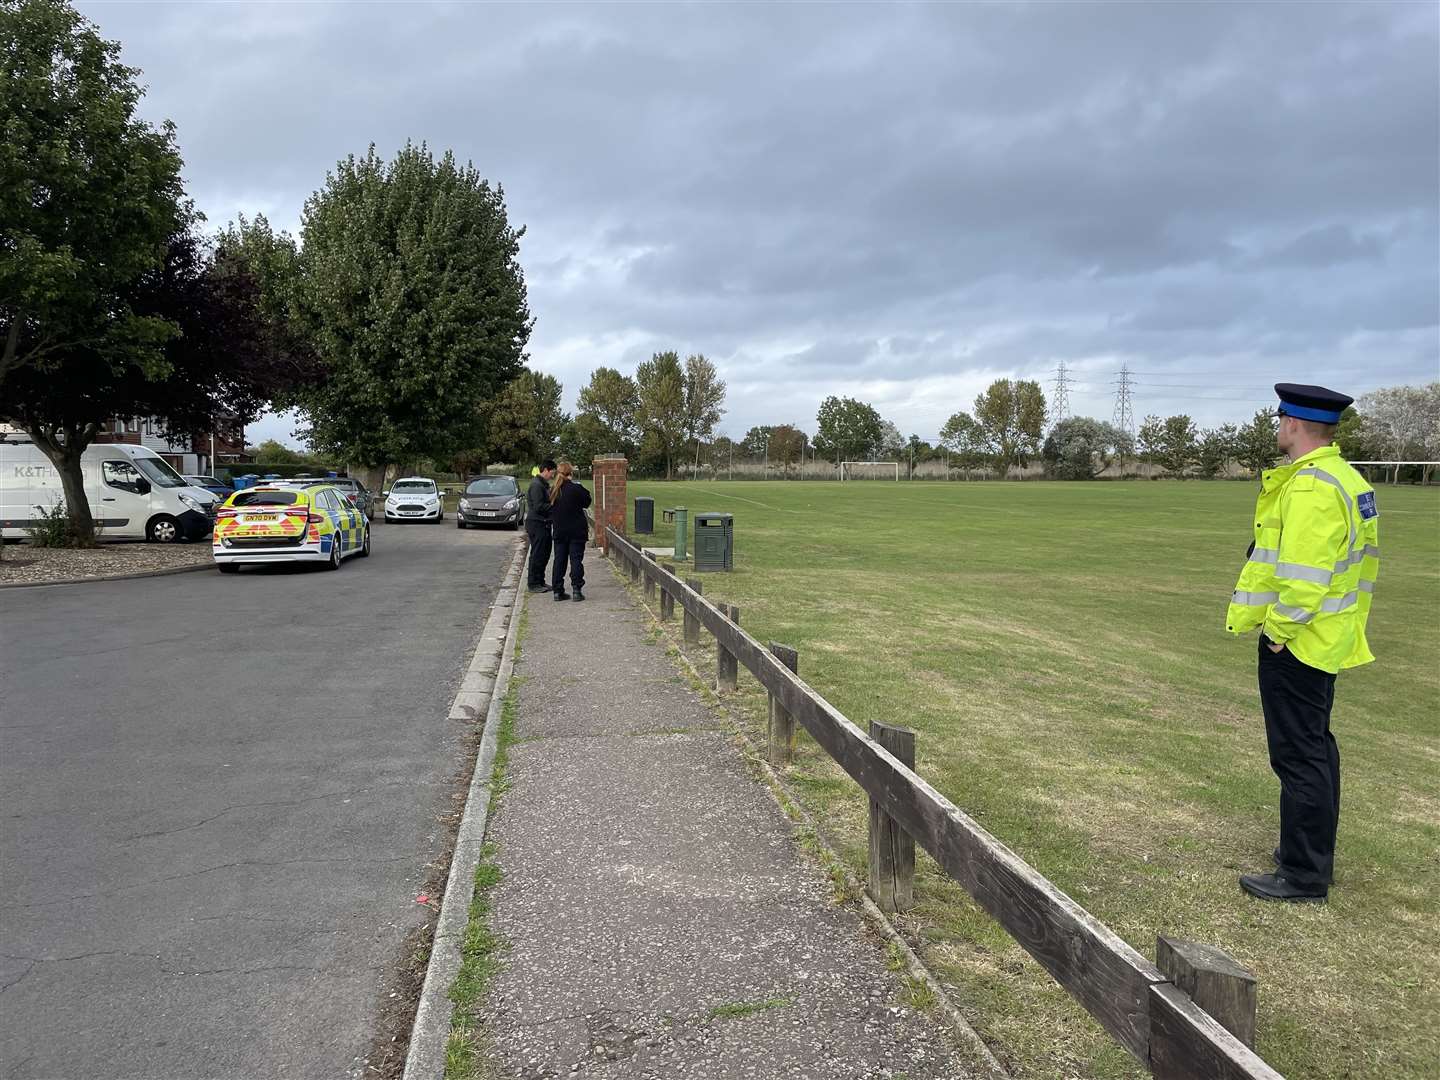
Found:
[384,477,444,523]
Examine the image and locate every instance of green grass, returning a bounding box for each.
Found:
[624,479,1440,1080]
[705,997,794,1022]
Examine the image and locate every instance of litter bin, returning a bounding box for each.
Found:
[694,512,733,571]
[662,507,688,560]
[635,496,655,535]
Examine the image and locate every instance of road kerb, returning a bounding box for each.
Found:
[402,538,525,1080]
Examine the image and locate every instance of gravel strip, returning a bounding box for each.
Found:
[0,542,213,586]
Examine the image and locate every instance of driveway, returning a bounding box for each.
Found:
[0,520,519,1079]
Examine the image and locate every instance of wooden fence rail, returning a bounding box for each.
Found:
[606,532,1282,1080]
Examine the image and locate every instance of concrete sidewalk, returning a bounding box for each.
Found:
[479,554,980,1079]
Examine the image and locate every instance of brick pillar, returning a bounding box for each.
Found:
[590,455,627,553]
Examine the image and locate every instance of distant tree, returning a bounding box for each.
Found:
[556,412,619,467]
[814,396,883,463]
[1137,414,1165,466]
[576,366,640,455]
[287,143,531,495]
[769,424,806,476]
[1356,382,1440,482]
[740,425,774,458]
[252,438,307,464]
[479,370,566,465]
[1195,424,1239,478]
[681,354,726,471]
[878,420,905,459]
[1041,417,1133,480]
[635,350,686,478]
[972,379,1047,474]
[1335,405,1370,461]
[1234,409,1279,477]
[938,411,988,476]
[1156,414,1199,476]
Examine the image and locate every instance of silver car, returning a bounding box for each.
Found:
[457,474,522,530]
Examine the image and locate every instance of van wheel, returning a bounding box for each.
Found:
[148,515,181,543]
[217,563,239,574]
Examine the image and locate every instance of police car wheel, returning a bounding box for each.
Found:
[325,542,342,571]
[357,529,371,557]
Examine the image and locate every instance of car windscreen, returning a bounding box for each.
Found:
[391,481,435,492]
[133,455,188,488]
[465,478,517,496]
[230,491,300,507]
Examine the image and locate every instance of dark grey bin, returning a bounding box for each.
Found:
[634,496,655,534]
[693,512,733,571]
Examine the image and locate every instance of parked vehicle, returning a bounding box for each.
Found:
[384,477,444,523]
[325,477,373,519]
[457,474,523,530]
[184,474,233,500]
[1,437,218,542]
[212,484,369,573]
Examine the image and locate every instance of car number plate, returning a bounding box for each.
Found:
[242,514,279,522]
[478,511,496,517]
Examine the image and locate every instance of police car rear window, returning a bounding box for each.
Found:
[231,491,300,507]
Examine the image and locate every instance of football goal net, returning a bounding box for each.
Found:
[840,461,901,481]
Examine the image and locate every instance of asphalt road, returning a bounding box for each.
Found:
[0,519,519,1080]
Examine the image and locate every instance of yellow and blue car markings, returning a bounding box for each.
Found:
[213,485,368,569]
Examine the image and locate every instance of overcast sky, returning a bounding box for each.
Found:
[80,0,1438,448]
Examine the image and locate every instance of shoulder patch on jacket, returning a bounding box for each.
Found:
[1358,491,1378,519]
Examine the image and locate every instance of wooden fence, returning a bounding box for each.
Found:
[607,531,1284,1080]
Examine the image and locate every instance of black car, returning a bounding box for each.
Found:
[457,474,523,529]
[325,477,373,519]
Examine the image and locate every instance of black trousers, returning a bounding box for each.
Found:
[1258,635,1340,888]
[525,520,552,587]
[551,537,585,592]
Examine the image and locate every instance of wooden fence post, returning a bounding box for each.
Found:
[643,551,656,600]
[1156,937,1258,1049]
[867,720,916,913]
[716,604,739,691]
[767,643,799,766]
[629,553,640,582]
[683,578,702,643]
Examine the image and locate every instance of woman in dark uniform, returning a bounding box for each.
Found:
[549,461,592,601]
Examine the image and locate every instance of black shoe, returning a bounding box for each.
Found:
[554,590,570,601]
[528,583,550,593]
[1239,872,1327,904]
[1273,847,1281,867]
[572,588,585,602]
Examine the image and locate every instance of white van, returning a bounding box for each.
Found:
[0,438,219,542]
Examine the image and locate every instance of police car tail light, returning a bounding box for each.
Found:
[307,511,326,523]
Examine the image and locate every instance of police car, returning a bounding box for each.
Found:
[384,477,444,523]
[212,483,370,573]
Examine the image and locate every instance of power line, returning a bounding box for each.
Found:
[1051,361,1072,423]
[1112,362,1135,437]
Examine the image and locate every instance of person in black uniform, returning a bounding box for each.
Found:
[549,461,592,601]
[525,460,556,593]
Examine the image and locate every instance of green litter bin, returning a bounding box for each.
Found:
[662,506,688,559]
[694,512,733,571]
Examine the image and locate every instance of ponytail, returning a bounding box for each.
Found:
[550,461,574,504]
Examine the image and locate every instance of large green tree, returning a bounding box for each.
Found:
[1041,417,1133,480]
[682,353,726,471]
[740,425,774,458]
[814,396,883,463]
[575,366,639,457]
[1234,409,1279,477]
[478,369,566,466]
[1,0,189,539]
[938,410,988,475]
[289,143,531,493]
[768,424,807,476]
[972,379,1047,474]
[635,350,686,478]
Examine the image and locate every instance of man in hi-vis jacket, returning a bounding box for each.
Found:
[1227,384,1379,903]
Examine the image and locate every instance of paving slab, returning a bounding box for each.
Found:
[481,553,978,1079]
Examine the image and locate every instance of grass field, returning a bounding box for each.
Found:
[621,479,1439,1080]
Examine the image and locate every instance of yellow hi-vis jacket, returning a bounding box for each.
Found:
[1227,444,1378,673]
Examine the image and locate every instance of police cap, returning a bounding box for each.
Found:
[1274,383,1352,425]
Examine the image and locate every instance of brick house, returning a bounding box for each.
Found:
[95,417,249,475]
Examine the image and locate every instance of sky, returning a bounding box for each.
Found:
[79,0,1439,448]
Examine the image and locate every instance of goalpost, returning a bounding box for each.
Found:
[840,461,901,481]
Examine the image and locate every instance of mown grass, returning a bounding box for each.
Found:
[625,478,1440,1080]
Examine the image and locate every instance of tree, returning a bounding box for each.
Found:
[814,396,883,463]
[478,369,566,466]
[251,438,307,465]
[634,350,686,479]
[1157,414,1198,476]
[1195,424,1239,478]
[939,410,988,476]
[575,366,639,456]
[1356,382,1440,482]
[1,0,191,540]
[288,143,531,494]
[1041,417,1133,480]
[557,412,617,468]
[740,425,774,458]
[972,379,1047,475]
[682,354,726,471]
[1234,409,1279,477]
[878,420,905,459]
[768,424,807,476]
[1137,415,1165,465]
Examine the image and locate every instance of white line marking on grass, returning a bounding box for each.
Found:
[690,488,805,513]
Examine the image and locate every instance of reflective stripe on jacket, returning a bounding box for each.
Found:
[1227,444,1378,673]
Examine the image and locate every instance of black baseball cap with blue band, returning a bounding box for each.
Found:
[1274,383,1353,424]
